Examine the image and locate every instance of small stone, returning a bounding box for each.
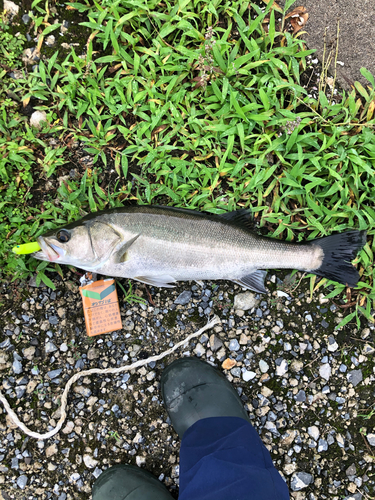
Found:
[231,367,241,377]
[83,455,98,469]
[242,370,256,382]
[362,343,375,355]
[327,335,338,352]
[346,464,356,477]
[222,358,236,370]
[4,0,19,16]
[291,472,313,491]
[275,359,288,376]
[317,439,328,452]
[23,347,36,360]
[49,316,58,325]
[16,475,28,489]
[193,343,205,357]
[295,390,306,402]
[239,333,248,345]
[60,343,68,352]
[366,434,375,446]
[347,370,362,387]
[233,292,258,311]
[229,339,240,351]
[136,456,146,467]
[319,363,331,381]
[22,13,30,23]
[47,369,62,380]
[259,360,269,373]
[308,426,320,440]
[209,334,223,352]
[45,35,55,47]
[305,314,312,322]
[290,360,303,373]
[280,430,297,447]
[45,342,58,353]
[124,320,134,331]
[45,444,58,457]
[87,348,99,360]
[30,111,48,129]
[12,360,23,374]
[174,291,192,305]
[62,421,74,434]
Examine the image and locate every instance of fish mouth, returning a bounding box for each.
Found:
[33,237,65,262]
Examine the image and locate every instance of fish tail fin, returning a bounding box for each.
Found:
[309,230,366,287]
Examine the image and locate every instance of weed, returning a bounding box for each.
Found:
[0,0,373,329]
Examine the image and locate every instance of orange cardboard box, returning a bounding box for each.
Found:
[80,279,122,336]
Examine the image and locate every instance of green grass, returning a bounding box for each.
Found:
[0,0,374,328]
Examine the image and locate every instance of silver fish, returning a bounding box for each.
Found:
[32,206,366,293]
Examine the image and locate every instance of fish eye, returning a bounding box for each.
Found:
[56,229,71,243]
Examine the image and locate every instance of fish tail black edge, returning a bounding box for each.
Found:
[310,230,367,287]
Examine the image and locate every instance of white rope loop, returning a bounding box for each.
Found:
[0,316,221,440]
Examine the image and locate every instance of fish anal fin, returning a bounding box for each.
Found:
[233,270,267,294]
[115,234,141,263]
[219,209,253,230]
[134,275,177,288]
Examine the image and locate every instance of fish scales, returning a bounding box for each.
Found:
[32,205,366,292]
[104,210,321,281]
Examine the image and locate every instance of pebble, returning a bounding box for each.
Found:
[233,291,258,311]
[46,35,56,47]
[12,360,23,374]
[242,370,256,382]
[174,291,192,305]
[327,335,338,352]
[4,0,19,16]
[47,369,62,380]
[30,111,48,129]
[49,315,59,325]
[259,360,269,373]
[275,359,288,376]
[347,370,363,387]
[367,434,375,446]
[16,475,28,489]
[45,342,58,353]
[83,455,99,469]
[308,426,320,440]
[193,343,205,357]
[229,339,240,351]
[319,363,331,381]
[222,358,236,370]
[317,439,328,452]
[291,472,313,491]
[346,464,356,477]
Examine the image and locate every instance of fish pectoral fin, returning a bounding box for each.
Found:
[233,270,268,294]
[134,275,177,288]
[115,234,141,263]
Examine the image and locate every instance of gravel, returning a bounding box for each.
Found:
[0,270,374,500]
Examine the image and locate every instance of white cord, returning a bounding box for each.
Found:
[0,316,221,440]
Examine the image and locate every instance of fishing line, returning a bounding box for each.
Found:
[0,316,221,440]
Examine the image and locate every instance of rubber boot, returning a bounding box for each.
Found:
[92,464,174,500]
[161,357,250,438]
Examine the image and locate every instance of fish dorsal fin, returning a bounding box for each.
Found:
[219,209,253,230]
[233,270,267,294]
[115,234,141,263]
[134,275,177,288]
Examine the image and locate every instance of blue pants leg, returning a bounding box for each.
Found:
[178,416,290,500]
